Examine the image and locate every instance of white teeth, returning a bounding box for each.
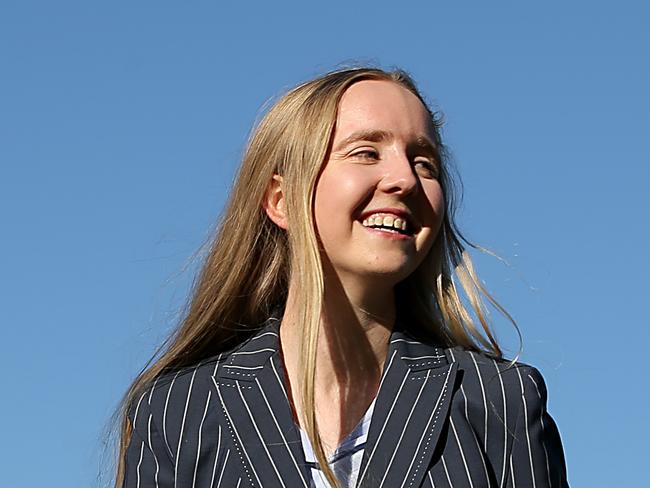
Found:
[361,213,409,232]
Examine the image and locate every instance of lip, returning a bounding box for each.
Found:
[358,207,418,233]
[361,225,414,240]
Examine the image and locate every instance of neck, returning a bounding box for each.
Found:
[278,275,395,452]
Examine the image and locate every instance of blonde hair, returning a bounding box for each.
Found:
[115,67,513,488]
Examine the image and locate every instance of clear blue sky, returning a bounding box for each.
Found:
[2,1,648,486]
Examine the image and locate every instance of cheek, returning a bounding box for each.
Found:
[418,185,445,255]
[422,183,446,225]
[315,168,373,217]
[313,175,339,223]
[313,174,348,240]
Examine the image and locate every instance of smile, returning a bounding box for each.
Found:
[361,212,413,236]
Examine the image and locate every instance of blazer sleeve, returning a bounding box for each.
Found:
[507,366,569,488]
[122,392,175,488]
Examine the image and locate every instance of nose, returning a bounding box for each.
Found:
[377,150,419,195]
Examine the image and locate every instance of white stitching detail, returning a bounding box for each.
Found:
[221,370,255,378]
[410,371,449,380]
[214,382,256,487]
[407,368,453,487]
[216,381,253,390]
[408,361,442,368]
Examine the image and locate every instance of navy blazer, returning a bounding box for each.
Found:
[124,315,568,487]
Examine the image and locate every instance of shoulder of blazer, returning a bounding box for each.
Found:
[444,347,569,487]
[444,346,549,421]
[445,347,565,462]
[127,323,274,463]
[443,346,544,434]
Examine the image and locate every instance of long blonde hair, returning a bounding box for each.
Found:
[115,67,514,488]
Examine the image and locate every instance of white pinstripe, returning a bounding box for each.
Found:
[133,391,148,427]
[163,371,182,456]
[216,449,229,487]
[255,376,309,487]
[136,442,145,488]
[375,350,398,394]
[391,338,424,344]
[516,367,536,488]
[450,417,475,488]
[380,369,432,487]
[133,391,149,488]
[458,384,490,487]
[250,331,278,340]
[223,364,263,370]
[147,377,159,404]
[208,358,223,488]
[236,379,287,487]
[428,471,436,488]
[528,373,551,487]
[356,351,400,486]
[174,365,202,488]
[211,356,222,382]
[493,359,508,488]
[400,366,454,488]
[192,390,212,488]
[528,373,541,395]
[401,355,446,360]
[209,425,222,488]
[147,415,160,488]
[146,378,162,487]
[232,348,275,355]
[270,357,289,401]
[441,455,453,487]
[469,352,489,452]
[213,378,263,487]
[449,349,491,486]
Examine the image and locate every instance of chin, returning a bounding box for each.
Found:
[361,265,417,284]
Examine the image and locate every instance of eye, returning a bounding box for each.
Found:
[351,149,379,161]
[414,158,440,179]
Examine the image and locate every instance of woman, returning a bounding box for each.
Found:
[117,67,568,487]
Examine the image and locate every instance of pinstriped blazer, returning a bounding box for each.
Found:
[124,315,568,487]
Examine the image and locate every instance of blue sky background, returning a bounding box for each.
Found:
[2,1,648,486]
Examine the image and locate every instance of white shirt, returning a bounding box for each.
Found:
[299,399,376,488]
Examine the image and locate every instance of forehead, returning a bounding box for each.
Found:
[334,80,433,140]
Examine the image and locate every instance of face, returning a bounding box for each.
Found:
[313,80,445,289]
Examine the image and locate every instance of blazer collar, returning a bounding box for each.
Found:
[211,315,311,487]
[356,324,457,488]
[211,314,457,488]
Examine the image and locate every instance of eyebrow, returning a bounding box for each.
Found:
[410,136,439,158]
[333,129,392,152]
[333,129,439,159]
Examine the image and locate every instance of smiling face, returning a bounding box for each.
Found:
[313,79,445,290]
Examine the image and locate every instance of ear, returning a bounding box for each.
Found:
[262,174,288,230]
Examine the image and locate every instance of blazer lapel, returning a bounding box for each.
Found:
[356,326,457,488]
[210,317,311,488]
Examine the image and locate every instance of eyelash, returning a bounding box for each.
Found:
[353,149,379,160]
[351,150,439,177]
